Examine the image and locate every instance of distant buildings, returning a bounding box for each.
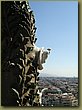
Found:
[39,77,78,107]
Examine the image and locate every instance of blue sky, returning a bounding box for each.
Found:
[29,1,78,77]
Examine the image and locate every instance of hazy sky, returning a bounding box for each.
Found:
[29,1,78,77]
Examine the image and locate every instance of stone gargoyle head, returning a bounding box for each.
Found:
[33,45,51,70]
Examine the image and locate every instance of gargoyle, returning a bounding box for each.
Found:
[33,45,51,70]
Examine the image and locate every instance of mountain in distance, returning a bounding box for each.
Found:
[39,72,53,77]
[39,72,78,78]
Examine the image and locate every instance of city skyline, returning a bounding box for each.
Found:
[29,1,78,77]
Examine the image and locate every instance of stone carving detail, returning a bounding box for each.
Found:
[1,1,50,106]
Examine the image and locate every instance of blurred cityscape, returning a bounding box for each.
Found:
[38,77,78,107]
